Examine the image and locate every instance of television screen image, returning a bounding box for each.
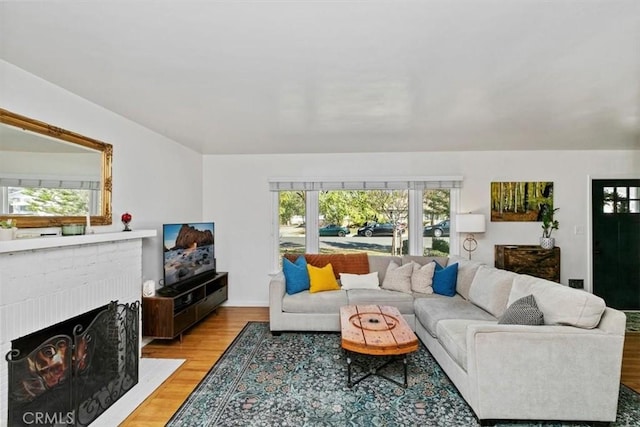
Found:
[163,222,215,287]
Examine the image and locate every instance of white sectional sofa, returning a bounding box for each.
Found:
[268,254,626,424]
[269,254,447,332]
[414,256,626,424]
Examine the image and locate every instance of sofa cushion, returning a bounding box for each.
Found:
[347,289,415,314]
[448,255,484,300]
[436,319,496,372]
[498,294,544,325]
[283,256,310,295]
[381,261,413,294]
[368,256,402,282]
[509,275,606,329]
[414,295,495,337]
[307,263,341,293]
[411,261,435,294]
[282,289,348,313]
[468,266,516,318]
[433,262,458,297]
[339,272,379,290]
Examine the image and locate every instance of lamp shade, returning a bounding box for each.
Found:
[456,214,486,233]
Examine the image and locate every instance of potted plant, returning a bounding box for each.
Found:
[0,219,16,241]
[540,204,559,249]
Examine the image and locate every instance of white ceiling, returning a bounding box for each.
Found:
[1,0,639,155]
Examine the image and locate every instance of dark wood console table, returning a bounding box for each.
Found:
[143,272,228,341]
[495,245,560,282]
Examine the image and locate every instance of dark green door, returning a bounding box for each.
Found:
[592,179,640,310]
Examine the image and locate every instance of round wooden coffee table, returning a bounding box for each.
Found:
[340,304,418,387]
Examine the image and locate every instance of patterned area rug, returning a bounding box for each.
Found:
[626,311,640,332]
[168,322,640,427]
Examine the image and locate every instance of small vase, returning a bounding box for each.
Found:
[540,237,555,249]
[121,212,132,232]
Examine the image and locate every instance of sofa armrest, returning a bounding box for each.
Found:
[269,272,286,330]
[597,306,627,334]
[465,322,625,421]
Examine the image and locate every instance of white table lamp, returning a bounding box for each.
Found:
[456,214,486,260]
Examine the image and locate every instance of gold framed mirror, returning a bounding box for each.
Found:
[0,108,112,228]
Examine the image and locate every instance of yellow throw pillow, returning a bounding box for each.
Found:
[307,263,341,293]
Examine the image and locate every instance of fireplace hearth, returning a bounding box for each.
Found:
[6,301,139,427]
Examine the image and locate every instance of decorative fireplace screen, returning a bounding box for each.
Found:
[6,301,139,427]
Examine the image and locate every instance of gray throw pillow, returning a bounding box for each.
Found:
[381,261,413,294]
[498,294,544,325]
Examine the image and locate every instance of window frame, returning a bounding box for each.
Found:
[270,177,461,270]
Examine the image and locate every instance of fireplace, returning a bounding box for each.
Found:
[6,301,139,427]
[0,230,155,424]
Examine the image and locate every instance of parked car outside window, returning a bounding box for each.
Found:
[319,224,350,237]
[357,222,405,237]
[423,220,450,237]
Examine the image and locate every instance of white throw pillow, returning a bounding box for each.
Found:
[468,266,516,318]
[339,272,380,290]
[381,261,413,294]
[411,261,435,294]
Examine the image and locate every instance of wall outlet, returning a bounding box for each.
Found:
[568,279,584,289]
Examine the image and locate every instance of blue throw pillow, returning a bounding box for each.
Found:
[283,256,310,295]
[432,262,458,297]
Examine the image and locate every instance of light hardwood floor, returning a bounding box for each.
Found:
[121,307,640,426]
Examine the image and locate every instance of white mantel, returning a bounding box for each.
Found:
[0,229,156,254]
[0,229,156,426]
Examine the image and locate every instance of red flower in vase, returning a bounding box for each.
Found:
[121,212,132,231]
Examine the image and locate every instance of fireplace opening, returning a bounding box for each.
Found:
[6,301,139,427]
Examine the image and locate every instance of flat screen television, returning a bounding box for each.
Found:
[162,222,216,289]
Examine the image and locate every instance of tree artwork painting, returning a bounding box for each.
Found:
[491,181,553,222]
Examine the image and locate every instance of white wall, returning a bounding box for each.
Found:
[1,60,203,282]
[203,150,639,306]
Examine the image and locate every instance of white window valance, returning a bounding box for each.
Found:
[0,177,100,190]
[269,176,463,191]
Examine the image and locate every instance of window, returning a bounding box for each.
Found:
[318,189,408,256]
[279,191,306,258]
[271,177,461,266]
[1,183,100,216]
[423,189,451,256]
[603,186,640,214]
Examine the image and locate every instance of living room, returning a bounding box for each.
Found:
[1,1,639,426]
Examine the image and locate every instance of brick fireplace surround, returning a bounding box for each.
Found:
[0,230,156,425]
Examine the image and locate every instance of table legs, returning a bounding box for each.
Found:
[346,353,409,388]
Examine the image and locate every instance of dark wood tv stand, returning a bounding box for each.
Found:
[142,272,228,341]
